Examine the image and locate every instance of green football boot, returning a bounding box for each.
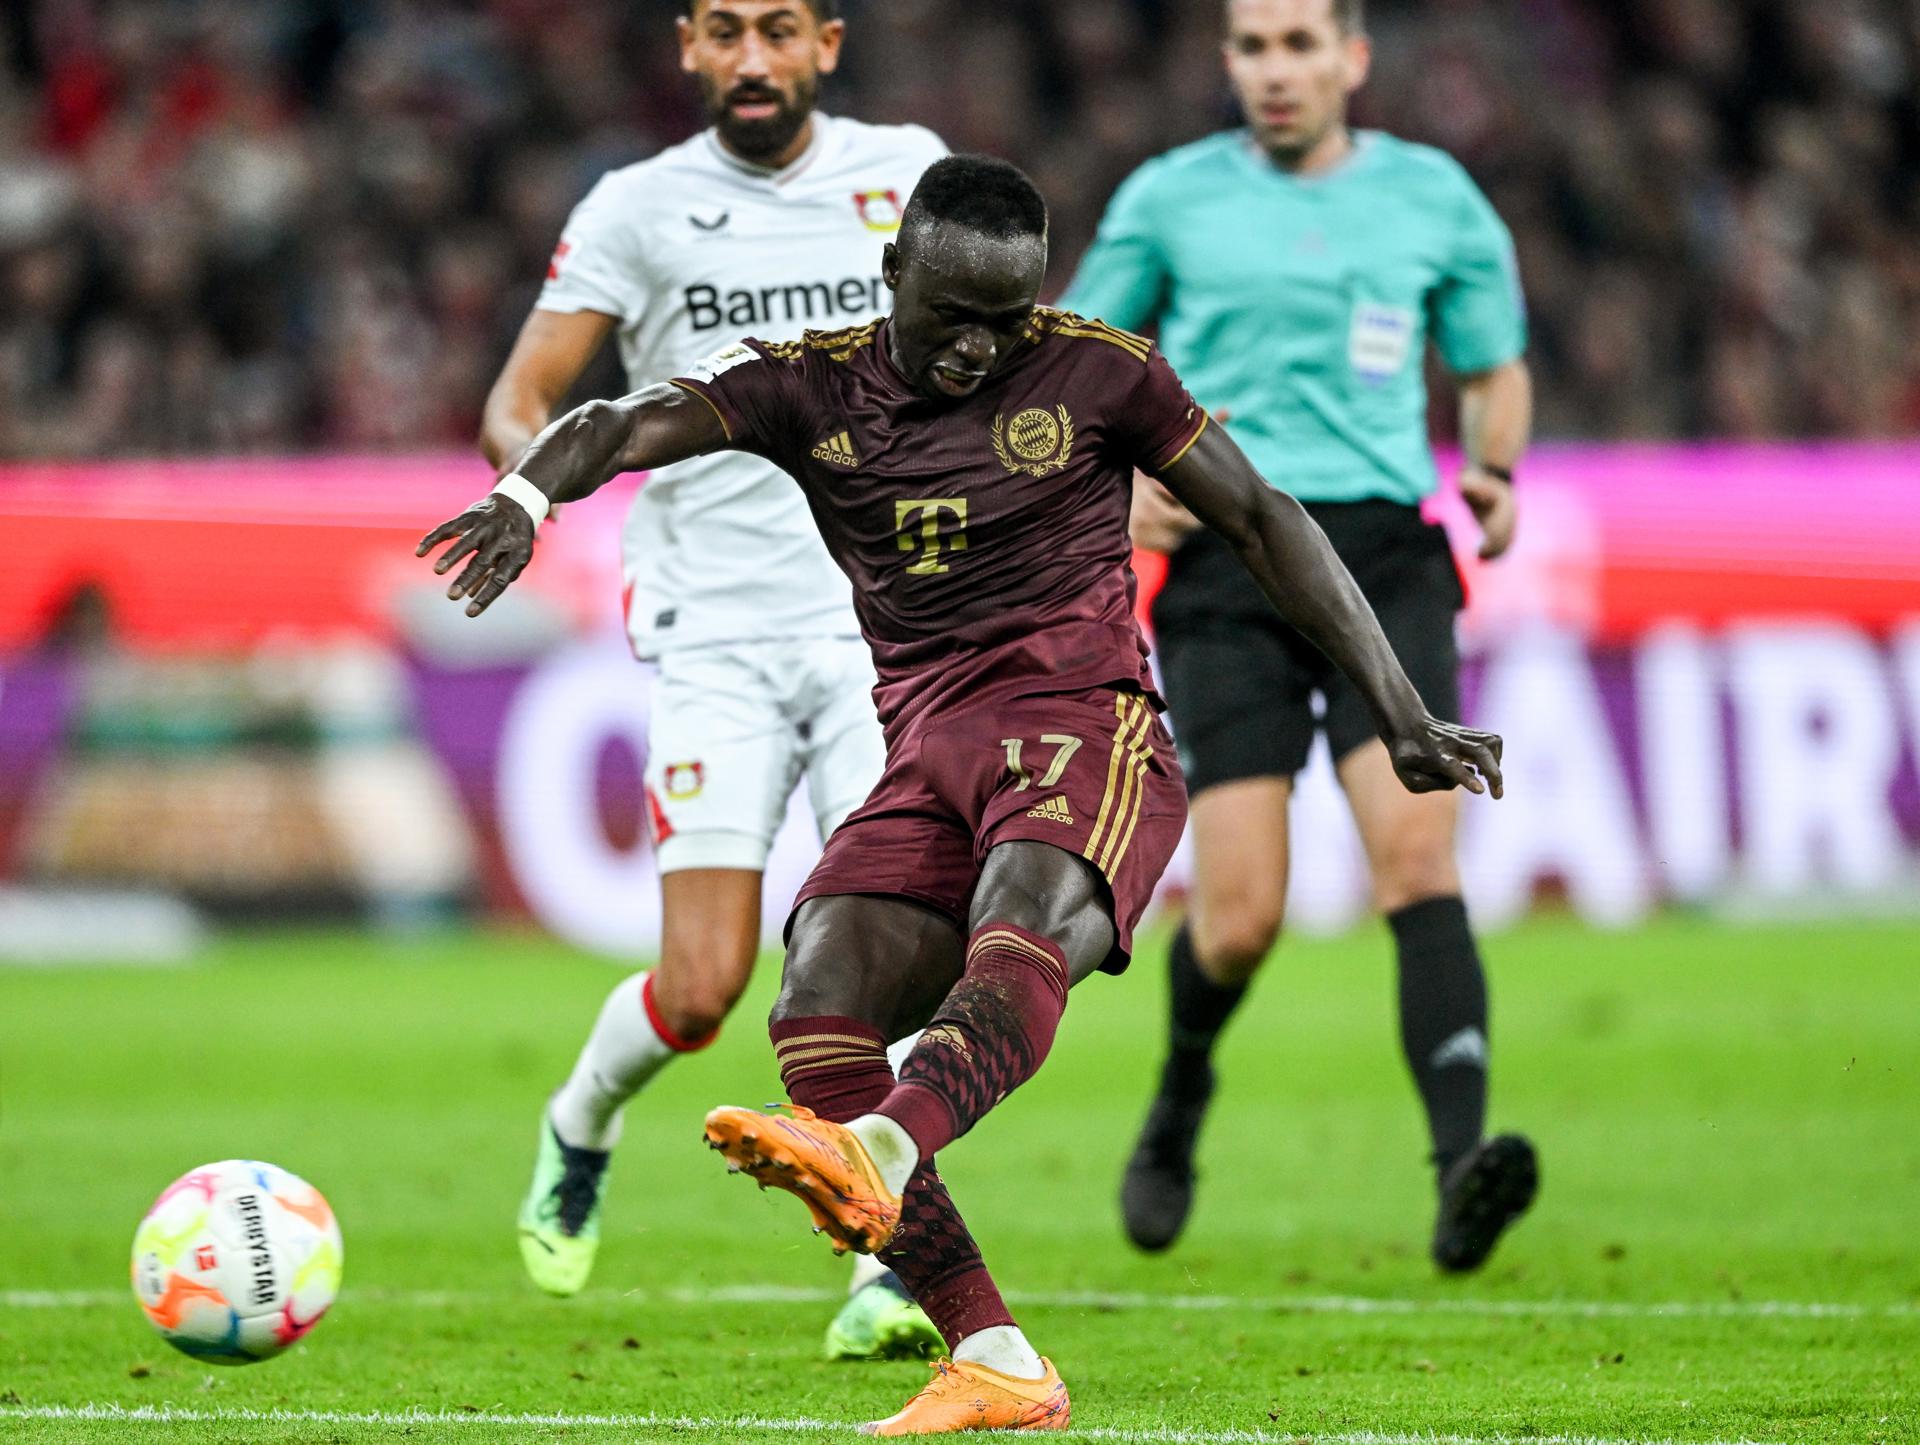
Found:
[517,1117,611,1297]
[822,1275,945,1362]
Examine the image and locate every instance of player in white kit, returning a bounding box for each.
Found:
[484,0,946,1360]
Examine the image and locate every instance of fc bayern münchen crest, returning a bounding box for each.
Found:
[991,405,1075,477]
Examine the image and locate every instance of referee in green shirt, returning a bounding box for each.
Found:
[1063,0,1536,1271]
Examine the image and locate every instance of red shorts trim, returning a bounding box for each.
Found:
[789,685,1187,972]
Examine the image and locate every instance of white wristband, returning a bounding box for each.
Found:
[491,473,551,526]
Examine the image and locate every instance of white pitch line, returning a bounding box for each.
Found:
[0,1403,1784,1445]
[6,1284,1914,1321]
[1015,1289,1920,1322]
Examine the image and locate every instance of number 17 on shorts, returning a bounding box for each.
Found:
[978,688,1188,967]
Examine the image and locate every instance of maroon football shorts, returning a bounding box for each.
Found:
[790,684,1188,973]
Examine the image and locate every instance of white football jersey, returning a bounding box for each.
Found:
[538,114,946,656]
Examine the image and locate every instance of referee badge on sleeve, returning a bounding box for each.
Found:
[1349,302,1416,385]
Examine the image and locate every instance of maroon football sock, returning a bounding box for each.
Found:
[878,1160,1015,1350]
[770,1015,1015,1350]
[772,1015,895,1121]
[879,923,1070,1160]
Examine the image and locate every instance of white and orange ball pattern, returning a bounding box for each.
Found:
[130,1160,343,1364]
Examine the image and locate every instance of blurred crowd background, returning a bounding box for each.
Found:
[2,0,1918,460]
[4,0,1918,945]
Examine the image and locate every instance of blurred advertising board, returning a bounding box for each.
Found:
[3,446,1917,948]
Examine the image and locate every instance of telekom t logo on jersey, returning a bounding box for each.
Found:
[895,499,969,575]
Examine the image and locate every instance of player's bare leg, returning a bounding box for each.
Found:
[1123,777,1290,1251]
[709,895,972,1278]
[649,870,768,1040]
[523,870,759,1295]
[707,842,1111,1430]
[1338,740,1536,1271]
[531,870,938,1349]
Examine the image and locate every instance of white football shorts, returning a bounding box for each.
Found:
[643,637,884,874]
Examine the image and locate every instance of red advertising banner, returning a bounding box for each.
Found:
[4,445,1917,649]
[4,447,1918,945]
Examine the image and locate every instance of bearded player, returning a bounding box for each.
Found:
[486,0,945,1359]
[421,155,1502,1434]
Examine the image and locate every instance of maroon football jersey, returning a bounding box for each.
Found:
[672,308,1208,732]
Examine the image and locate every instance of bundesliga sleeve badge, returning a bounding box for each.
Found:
[681,343,760,383]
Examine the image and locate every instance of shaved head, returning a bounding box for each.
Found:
[884,156,1050,404]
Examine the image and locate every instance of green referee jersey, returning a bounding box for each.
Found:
[1061,129,1526,505]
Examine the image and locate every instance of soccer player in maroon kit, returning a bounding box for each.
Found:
[418,155,1502,1435]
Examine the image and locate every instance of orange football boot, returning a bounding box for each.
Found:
[861,1358,1070,1436]
[703,1105,902,1255]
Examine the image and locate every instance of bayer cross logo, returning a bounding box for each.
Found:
[991,405,1075,477]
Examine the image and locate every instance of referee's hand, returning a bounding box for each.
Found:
[1460,466,1516,560]
[1131,475,1202,554]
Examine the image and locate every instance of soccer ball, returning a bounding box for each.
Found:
[130,1159,343,1364]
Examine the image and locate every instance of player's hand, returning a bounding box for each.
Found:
[415,497,537,617]
[1460,466,1516,560]
[1388,716,1504,799]
[1131,476,1202,554]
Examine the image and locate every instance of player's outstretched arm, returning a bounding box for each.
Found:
[1155,425,1503,798]
[416,382,729,617]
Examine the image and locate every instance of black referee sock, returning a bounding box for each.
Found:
[1389,896,1489,1179]
[1390,898,1489,1174]
[1161,922,1247,1103]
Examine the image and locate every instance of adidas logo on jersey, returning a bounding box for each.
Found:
[811,431,858,466]
[1026,795,1074,825]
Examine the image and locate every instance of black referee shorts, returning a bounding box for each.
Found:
[1151,499,1465,796]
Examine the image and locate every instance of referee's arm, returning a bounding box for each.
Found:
[1057,166,1168,333]
[1433,170,1533,560]
[1061,168,1201,552]
[1455,358,1531,560]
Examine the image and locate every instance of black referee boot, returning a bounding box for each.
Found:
[1119,1062,1214,1252]
[1432,1133,1538,1273]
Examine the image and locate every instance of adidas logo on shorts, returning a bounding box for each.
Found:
[811,431,858,466]
[1026,794,1074,824]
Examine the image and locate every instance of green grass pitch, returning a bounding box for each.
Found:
[2,914,1915,1443]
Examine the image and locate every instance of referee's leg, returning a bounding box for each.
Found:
[1326,507,1537,1271]
[1338,745,1536,1272]
[1121,777,1294,1254]
[1186,780,1292,988]
[1121,550,1313,1250]
[1337,744,1482,1170]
